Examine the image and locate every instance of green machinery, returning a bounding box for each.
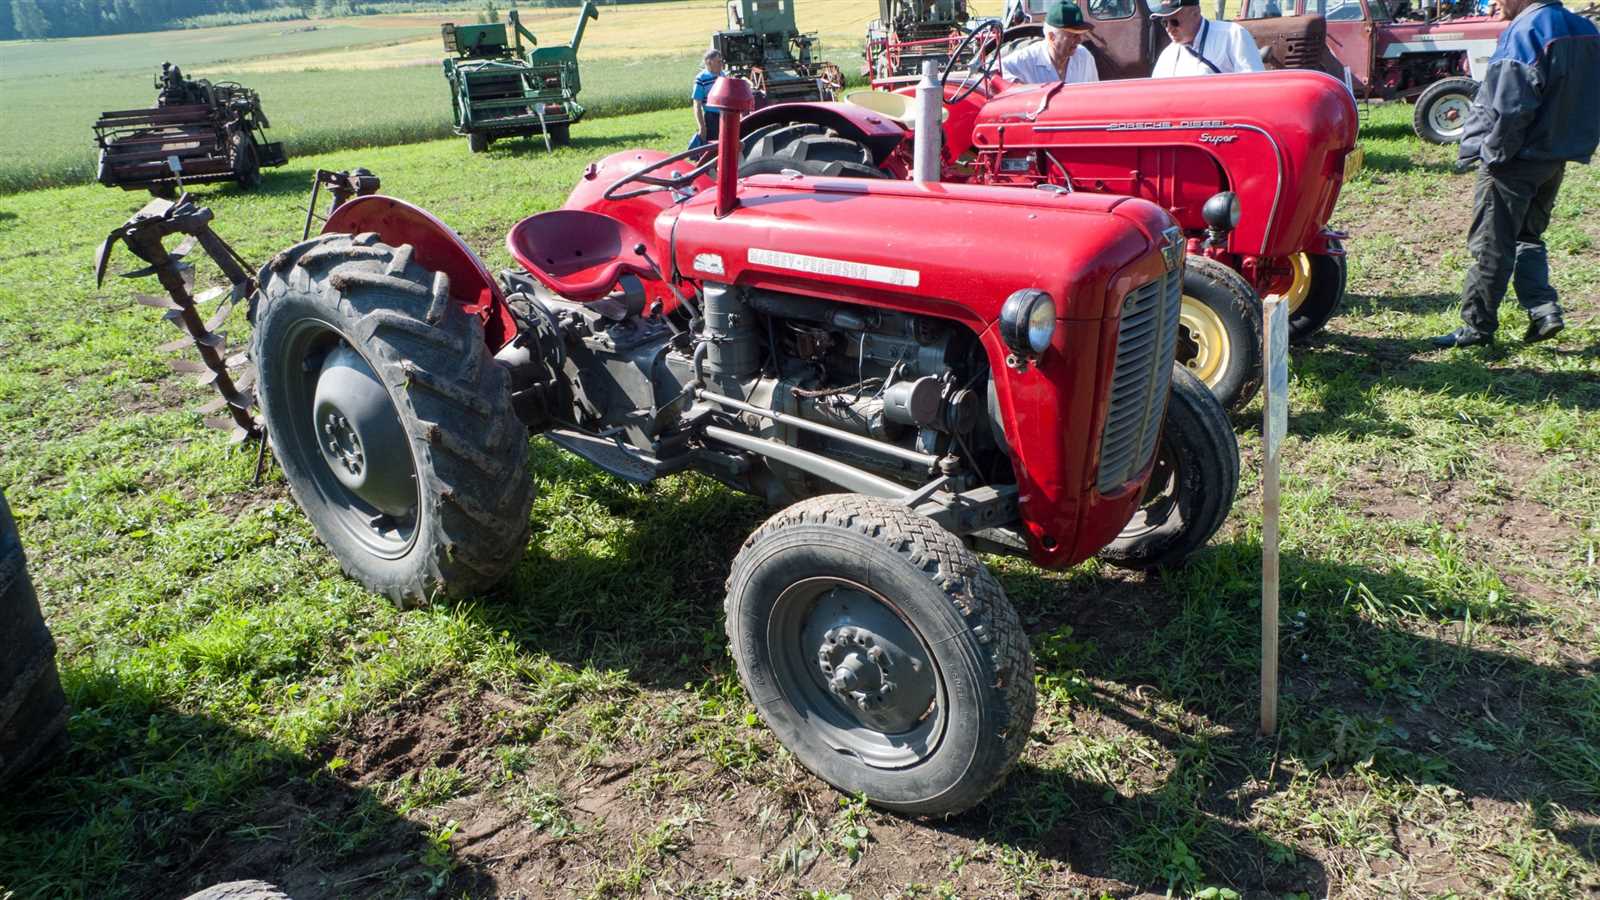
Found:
[441,2,599,153]
[714,0,843,104]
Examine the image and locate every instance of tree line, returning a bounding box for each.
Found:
[2,0,614,41]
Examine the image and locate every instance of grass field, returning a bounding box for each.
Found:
[0,0,945,194]
[0,101,1595,898]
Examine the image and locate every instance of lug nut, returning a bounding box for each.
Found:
[879,681,895,697]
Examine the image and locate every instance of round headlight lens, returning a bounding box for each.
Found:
[1000,289,1056,358]
[1026,294,1056,354]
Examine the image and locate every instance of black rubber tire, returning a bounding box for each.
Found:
[1178,254,1264,412]
[724,494,1035,818]
[739,123,889,179]
[0,490,69,787]
[234,134,262,191]
[1100,365,1240,571]
[253,233,532,607]
[1413,77,1477,145]
[546,123,570,146]
[1289,243,1347,345]
[467,131,490,153]
[180,881,293,900]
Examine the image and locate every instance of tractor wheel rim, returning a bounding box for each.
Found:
[1177,295,1231,388]
[1284,252,1314,315]
[769,576,944,769]
[1430,95,1471,138]
[280,319,420,559]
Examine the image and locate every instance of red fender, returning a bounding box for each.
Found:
[323,195,515,351]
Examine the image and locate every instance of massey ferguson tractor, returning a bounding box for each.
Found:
[736,40,1360,412]
[97,76,1240,816]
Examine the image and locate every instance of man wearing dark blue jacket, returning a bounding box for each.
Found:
[1431,0,1600,349]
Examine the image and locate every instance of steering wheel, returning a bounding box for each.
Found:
[939,19,1005,105]
[602,142,720,202]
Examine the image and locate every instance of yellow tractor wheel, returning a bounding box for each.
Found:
[1286,241,1348,345]
[1175,255,1263,412]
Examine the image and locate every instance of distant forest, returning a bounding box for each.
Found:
[1,0,604,40]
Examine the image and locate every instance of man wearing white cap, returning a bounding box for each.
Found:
[1000,0,1100,84]
[1148,0,1264,77]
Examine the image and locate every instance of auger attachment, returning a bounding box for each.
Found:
[96,195,261,444]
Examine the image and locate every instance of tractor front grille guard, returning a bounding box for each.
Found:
[1097,269,1182,494]
[96,195,261,445]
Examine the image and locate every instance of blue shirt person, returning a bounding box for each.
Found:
[690,49,726,149]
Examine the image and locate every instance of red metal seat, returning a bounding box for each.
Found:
[505,209,654,302]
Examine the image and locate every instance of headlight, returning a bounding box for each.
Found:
[1000,289,1056,358]
[1202,191,1241,231]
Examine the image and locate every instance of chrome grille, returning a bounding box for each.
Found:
[1096,269,1181,494]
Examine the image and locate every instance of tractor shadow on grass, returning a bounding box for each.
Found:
[1285,328,1600,439]
[0,667,499,900]
[469,451,1598,888]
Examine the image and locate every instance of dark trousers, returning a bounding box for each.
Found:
[1459,158,1567,334]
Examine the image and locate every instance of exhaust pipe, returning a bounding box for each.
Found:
[913,60,942,183]
[708,76,756,217]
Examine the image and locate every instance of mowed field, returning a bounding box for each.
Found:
[0,101,1597,898]
[0,0,998,194]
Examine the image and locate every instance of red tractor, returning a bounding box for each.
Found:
[739,45,1361,411]
[241,77,1238,816]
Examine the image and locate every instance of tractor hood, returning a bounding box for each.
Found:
[665,174,1176,324]
[1376,16,1505,81]
[969,70,1359,258]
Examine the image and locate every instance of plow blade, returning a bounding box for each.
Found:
[99,196,261,442]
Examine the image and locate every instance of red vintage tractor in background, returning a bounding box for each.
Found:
[170,75,1239,817]
[738,37,1360,411]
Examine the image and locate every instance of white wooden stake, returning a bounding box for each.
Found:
[1261,295,1288,735]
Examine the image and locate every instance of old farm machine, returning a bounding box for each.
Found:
[864,0,971,79]
[716,0,844,103]
[442,3,600,152]
[94,63,286,196]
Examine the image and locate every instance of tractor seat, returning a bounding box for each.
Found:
[506,210,654,302]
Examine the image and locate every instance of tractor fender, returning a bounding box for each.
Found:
[323,195,515,352]
[737,102,908,167]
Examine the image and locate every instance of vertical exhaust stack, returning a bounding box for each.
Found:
[913,61,942,183]
[708,76,756,217]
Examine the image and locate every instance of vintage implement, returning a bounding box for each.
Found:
[93,63,286,196]
[442,3,599,152]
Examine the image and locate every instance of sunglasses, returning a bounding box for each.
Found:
[1159,16,1183,27]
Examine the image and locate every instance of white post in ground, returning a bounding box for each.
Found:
[912,61,941,183]
[1260,295,1288,735]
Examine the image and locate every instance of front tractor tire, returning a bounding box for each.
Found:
[1287,244,1348,344]
[1178,255,1264,412]
[1100,365,1240,571]
[1413,77,1477,145]
[253,233,532,607]
[724,494,1035,817]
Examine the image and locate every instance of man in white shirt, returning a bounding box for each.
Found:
[1000,0,1100,84]
[1148,0,1265,78]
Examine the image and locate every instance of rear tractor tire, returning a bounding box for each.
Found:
[233,133,262,191]
[1414,77,1477,145]
[739,123,889,179]
[724,494,1035,817]
[1287,242,1348,344]
[253,232,533,607]
[468,131,490,154]
[1,489,69,787]
[1177,254,1264,412]
[1100,365,1240,571]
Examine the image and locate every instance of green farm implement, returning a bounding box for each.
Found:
[716,0,843,104]
[442,3,599,152]
[93,63,286,196]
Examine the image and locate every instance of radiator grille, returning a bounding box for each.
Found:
[1096,269,1182,494]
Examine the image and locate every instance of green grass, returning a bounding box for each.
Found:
[0,102,1598,898]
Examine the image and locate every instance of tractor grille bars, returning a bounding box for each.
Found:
[1095,269,1182,494]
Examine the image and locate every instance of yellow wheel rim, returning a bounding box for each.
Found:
[1284,252,1313,315]
[1178,294,1231,388]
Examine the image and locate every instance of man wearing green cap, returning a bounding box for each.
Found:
[1147,0,1263,77]
[1000,0,1100,84]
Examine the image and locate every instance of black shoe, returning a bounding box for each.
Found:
[1429,327,1494,349]
[1522,312,1565,344]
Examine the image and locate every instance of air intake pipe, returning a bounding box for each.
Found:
[707,76,756,217]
